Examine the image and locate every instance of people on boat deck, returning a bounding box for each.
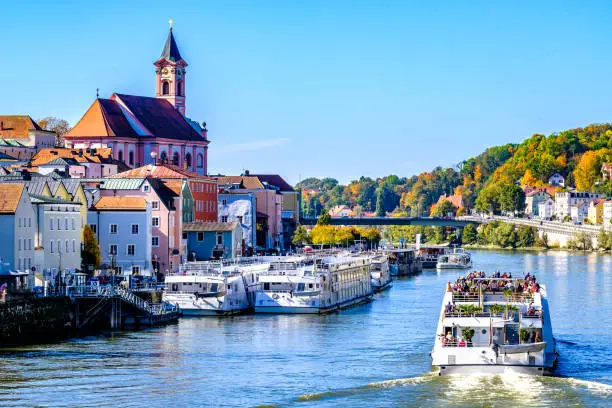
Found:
[450,271,541,295]
[458,338,466,347]
[535,332,542,342]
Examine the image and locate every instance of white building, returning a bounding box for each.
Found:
[603,201,612,227]
[218,192,257,250]
[537,198,555,220]
[0,184,36,275]
[554,191,602,219]
[569,202,589,223]
[525,190,551,216]
[548,173,565,187]
[30,194,83,278]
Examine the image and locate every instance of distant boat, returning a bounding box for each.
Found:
[370,255,392,292]
[436,248,472,270]
[382,248,422,276]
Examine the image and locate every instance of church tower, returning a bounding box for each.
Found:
[154,23,187,115]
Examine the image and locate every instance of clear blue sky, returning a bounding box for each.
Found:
[2,0,612,185]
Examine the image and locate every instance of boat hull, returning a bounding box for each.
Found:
[255,295,373,314]
[371,281,393,293]
[180,307,250,316]
[435,363,555,376]
[436,263,472,270]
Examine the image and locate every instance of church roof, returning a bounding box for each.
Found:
[64,94,205,142]
[159,29,185,64]
[111,163,212,180]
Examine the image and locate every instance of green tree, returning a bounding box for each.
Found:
[375,187,385,216]
[597,229,611,250]
[462,224,478,245]
[517,226,536,247]
[317,212,331,226]
[432,199,457,217]
[292,225,311,246]
[81,225,101,273]
[498,183,526,214]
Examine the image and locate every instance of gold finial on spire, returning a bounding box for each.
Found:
[169,19,174,31]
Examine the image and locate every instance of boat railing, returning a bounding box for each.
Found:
[440,341,492,347]
[444,311,515,318]
[452,294,480,302]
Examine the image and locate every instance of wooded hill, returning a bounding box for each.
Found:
[297,123,612,217]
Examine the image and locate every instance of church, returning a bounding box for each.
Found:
[64,26,210,175]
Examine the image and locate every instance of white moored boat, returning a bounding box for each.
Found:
[431,272,558,376]
[436,248,472,270]
[370,255,392,292]
[254,255,373,314]
[163,261,267,316]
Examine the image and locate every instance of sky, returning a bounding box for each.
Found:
[2,0,612,185]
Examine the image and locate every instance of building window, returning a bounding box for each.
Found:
[197,153,204,168]
[66,240,70,253]
[118,150,123,162]
[177,80,183,96]
[57,240,61,253]
[152,236,159,247]
[18,239,21,251]
[28,239,32,250]
[132,224,139,234]
[110,224,118,234]
[182,232,187,240]
[143,184,150,192]
[152,217,160,227]
[72,218,76,230]
[18,218,21,228]
[50,218,54,230]
[127,244,135,256]
[172,152,179,166]
[162,81,169,95]
[151,200,159,210]
[160,151,168,164]
[221,216,228,223]
[216,232,223,245]
[222,199,227,205]
[197,232,204,241]
[90,224,97,233]
[109,244,117,255]
[132,266,140,275]
[65,218,69,230]
[72,240,76,253]
[57,219,61,230]
[50,241,54,253]
[129,151,134,166]
[185,153,191,169]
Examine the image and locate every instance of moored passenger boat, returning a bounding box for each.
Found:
[436,248,472,270]
[419,245,449,268]
[383,248,422,276]
[163,261,267,316]
[370,255,392,292]
[431,271,558,375]
[254,255,373,314]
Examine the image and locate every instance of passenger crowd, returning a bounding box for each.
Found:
[451,271,541,295]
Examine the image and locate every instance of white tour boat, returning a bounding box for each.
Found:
[436,248,472,270]
[163,261,267,316]
[370,255,392,292]
[431,272,558,375]
[254,255,373,314]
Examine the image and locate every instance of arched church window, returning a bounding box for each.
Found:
[160,151,168,163]
[184,153,192,169]
[177,81,183,96]
[162,81,170,95]
[197,153,204,168]
[118,150,123,162]
[172,152,179,166]
[128,151,134,166]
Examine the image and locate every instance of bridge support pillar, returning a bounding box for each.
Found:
[456,227,463,243]
[110,298,122,329]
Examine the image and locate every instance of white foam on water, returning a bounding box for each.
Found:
[366,373,437,389]
[444,371,544,404]
[563,377,612,395]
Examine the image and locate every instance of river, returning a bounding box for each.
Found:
[1,250,611,407]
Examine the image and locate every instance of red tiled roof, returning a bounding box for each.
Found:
[65,94,206,142]
[92,196,147,211]
[0,184,24,214]
[437,194,463,208]
[0,116,43,139]
[112,163,213,180]
[250,174,294,192]
[31,148,113,166]
[215,176,265,190]
[183,221,237,232]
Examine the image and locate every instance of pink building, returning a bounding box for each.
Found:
[64,27,210,175]
[88,177,190,275]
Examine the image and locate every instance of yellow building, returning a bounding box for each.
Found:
[588,199,605,225]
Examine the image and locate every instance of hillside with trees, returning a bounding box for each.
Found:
[297,123,612,217]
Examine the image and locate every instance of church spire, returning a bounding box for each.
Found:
[154,22,188,115]
[160,21,185,64]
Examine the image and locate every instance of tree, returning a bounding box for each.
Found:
[292,225,311,246]
[498,183,526,214]
[38,116,71,147]
[475,184,501,214]
[375,187,385,216]
[362,227,381,248]
[352,204,363,217]
[517,226,536,247]
[81,225,101,273]
[310,225,335,245]
[520,169,538,186]
[317,212,331,226]
[431,199,457,217]
[597,228,611,250]
[462,224,478,245]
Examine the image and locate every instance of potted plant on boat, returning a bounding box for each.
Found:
[519,328,530,344]
[503,288,513,319]
[488,304,505,316]
[461,327,475,347]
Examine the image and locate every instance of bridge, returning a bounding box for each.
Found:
[299,216,480,228]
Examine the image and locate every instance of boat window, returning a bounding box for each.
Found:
[234,284,238,291]
[297,283,305,291]
[309,283,313,289]
[227,284,231,290]
[172,284,178,291]
[264,282,270,291]
[210,283,218,293]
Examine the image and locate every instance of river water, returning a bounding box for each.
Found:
[1,250,611,407]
